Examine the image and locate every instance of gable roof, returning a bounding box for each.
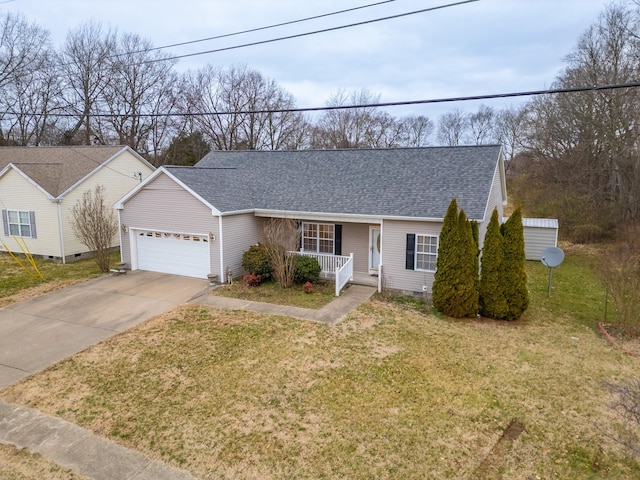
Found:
[156,145,503,221]
[0,145,149,198]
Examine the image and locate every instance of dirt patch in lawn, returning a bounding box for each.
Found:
[472,418,526,479]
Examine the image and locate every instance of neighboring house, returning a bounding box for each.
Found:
[0,146,154,263]
[115,145,507,294]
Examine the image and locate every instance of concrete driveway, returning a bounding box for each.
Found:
[0,271,208,388]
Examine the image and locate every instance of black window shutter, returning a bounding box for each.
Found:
[1,210,8,236]
[334,224,342,255]
[406,233,415,270]
[296,221,302,251]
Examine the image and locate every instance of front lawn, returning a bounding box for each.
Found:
[0,251,118,307]
[2,249,639,479]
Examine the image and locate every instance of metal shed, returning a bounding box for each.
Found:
[521,218,559,260]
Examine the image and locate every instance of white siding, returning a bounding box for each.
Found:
[0,169,61,258]
[61,150,154,257]
[478,161,507,250]
[381,219,442,293]
[222,213,263,279]
[119,172,219,275]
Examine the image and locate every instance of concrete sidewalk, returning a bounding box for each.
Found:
[192,284,377,323]
[0,400,198,480]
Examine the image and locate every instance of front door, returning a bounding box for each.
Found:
[369,226,381,273]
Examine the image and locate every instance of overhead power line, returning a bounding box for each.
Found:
[2,81,638,118]
[142,0,480,64]
[119,0,400,57]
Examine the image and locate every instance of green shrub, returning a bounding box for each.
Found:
[479,208,509,319]
[242,243,272,280]
[501,207,529,320]
[433,199,478,318]
[294,255,322,284]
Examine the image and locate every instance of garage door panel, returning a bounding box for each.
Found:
[135,231,210,279]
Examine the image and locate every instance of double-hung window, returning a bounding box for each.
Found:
[6,210,34,238]
[415,234,438,271]
[302,222,334,254]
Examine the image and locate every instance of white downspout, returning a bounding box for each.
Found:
[377,220,383,293]
[218,215,224,281]
[56,200,66,264]
[117,209,123,263]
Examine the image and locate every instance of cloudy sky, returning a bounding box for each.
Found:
[4,0,609,118]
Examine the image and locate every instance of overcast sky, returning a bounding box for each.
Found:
[4,0,610,119]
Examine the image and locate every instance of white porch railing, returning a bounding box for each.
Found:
[335,253,354,296]
[290,251,353,296]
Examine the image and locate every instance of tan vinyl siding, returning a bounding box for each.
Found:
[222,213,263,278]
[381,219,442,293]
[61,150,153,256]
[341,222,373,272]
[0,169,61,258]
[119,172,219,274]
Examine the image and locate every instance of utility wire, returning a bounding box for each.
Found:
[117,0,400,57]
[1,81,636,118]
[141,0,479,64]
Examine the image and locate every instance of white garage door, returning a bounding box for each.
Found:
[135,230,210,278]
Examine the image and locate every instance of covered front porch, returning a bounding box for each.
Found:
[290,251,379,295]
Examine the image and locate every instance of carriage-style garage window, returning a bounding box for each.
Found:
[415,234,438,271]
[5,210,35,238]
[302,222,334,254]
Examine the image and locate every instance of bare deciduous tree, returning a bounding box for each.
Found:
[467,104,496,145]
[437,109,468,146]
[59,21,116,145]
[606,377,640,458]
[71,185,118,272]
[263,218,300,288]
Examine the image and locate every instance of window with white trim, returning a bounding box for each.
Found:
[415,234,438,271]
[7,210,34,237]
[302,222,334,254]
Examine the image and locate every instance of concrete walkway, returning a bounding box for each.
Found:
[192,284,377,324]
[0,400,198,480]
[0,280,376,479]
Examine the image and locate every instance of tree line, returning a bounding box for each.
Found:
[0,14,515,163]
[2,2,640,241]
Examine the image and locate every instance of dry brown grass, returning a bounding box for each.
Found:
[0,443,88,479]
[2,296,639,479]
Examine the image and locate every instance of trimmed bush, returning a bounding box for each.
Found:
[501,207,529,320]
[479,208,509,319]
[242,243,272,280]
[433,199,478,318]
[294,255,322,284]
[243,272,261,287]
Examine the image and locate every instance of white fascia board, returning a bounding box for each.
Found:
[254,209,448,224]
[0,163,56,200]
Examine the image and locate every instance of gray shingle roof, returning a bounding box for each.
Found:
[165,145,502,220]
[0,146,128,197]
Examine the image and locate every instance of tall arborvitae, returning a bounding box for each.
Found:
[479,208,509,319]
[433,199,478,318]
[457,210,479,317]
[501,207,529,320]
[433,198,461,315]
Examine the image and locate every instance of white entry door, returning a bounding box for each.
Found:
[369,226,381,273]
[134,230,210,278]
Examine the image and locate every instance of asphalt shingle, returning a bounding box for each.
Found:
[166,145,502,220]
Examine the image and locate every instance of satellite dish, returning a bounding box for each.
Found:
[541,247,564,268]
